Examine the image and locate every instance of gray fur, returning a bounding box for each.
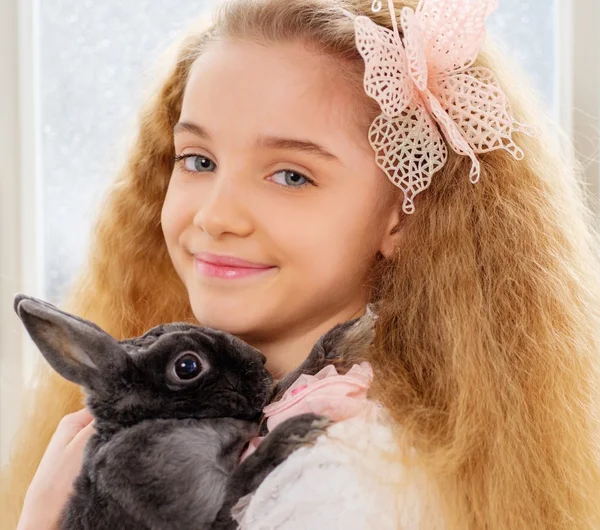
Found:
[212,311,377,528]
[13,294,375,530]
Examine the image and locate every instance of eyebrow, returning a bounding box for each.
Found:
[173,121,341,163]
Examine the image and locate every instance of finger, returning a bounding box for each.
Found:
[63,422,96,474]
[68,408,94,428]
[34,411,95,481]
[47,409,95,451]
[67,421,96,452]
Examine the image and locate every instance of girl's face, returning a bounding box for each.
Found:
[162,39,402,344]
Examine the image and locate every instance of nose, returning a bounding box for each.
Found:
[193,170,254,239]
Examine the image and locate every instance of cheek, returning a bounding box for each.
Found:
[161,177,193,250]
[160,185,178,244]
[269,188,383,275]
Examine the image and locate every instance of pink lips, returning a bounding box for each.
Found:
[194,252,276,280]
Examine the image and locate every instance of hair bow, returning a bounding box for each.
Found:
[350,0,538,214]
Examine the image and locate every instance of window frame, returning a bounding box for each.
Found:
[0,0,44,467]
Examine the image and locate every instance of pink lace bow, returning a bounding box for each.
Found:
[350,0,538,214]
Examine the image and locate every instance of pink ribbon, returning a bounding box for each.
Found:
[240,362,375,462]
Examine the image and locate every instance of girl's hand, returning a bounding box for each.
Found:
[17,408,95,530]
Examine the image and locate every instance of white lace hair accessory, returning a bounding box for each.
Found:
[345,0,538,214]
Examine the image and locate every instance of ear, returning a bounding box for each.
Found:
[13,293,126,390]
[378,203,404,259]
[313,310,376,364]
[274,311,376,395]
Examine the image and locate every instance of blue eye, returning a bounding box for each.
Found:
[271,170,312,188]
[173,153,216,173]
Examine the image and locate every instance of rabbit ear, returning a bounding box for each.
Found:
[13,293,126,389]
[273,310,377,396]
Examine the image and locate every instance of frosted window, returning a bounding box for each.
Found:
[39,0,218,304]
[488,0,557,107]
[39,0,557,303]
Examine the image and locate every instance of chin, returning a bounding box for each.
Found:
[188,294,264,337]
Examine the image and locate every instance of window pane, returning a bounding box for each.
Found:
[39,0,558,303]
[488,0,558,108]
[39,0,217,304]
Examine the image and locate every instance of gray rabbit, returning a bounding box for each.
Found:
[14,294,374,529]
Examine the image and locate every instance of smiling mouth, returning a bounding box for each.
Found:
[194,258,277,280]
[194,251,274,269]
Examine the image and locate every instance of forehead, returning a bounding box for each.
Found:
[180,39,371,152]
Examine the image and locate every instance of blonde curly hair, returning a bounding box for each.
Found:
[2,1,600,528]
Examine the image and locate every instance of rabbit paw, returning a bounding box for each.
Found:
[262,413,332,459]
[228,414,331,497]
[210,413,332,530]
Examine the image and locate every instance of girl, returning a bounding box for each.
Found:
[3,0,600,528]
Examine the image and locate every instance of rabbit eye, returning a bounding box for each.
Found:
[172,352,203,381]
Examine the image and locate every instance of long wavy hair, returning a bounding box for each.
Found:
[2,1,600,528]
